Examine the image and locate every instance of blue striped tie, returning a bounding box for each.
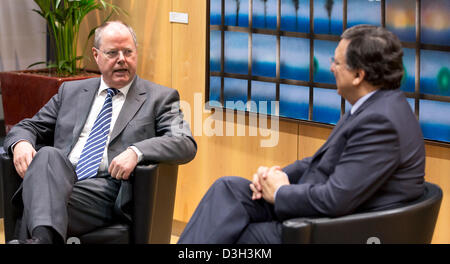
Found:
[76,88,119,181]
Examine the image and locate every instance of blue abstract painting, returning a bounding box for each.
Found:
[225,0,249,27]
[250,81,276,115]
[210,0,222,25]
[347,0,381,28]
[280,0,310,33]
[314,40,338,84]
[224,31,248,75]
[313,88,341,125]
[210,30,221,73]
[344,99,351,113]
[209,76,222,107]
[406,97,415,113]
[224,77,248,111]
[400,48,415,93]
[420,100,450,142]
[386,0,416,42]
[420,50,450,97]
[279,84,309,120]
[280,36,309,81]
[314,0,343,35]
[253,0,277,30]
[421,0,450,46]
[252,34,276,77]
[208,0,450,143]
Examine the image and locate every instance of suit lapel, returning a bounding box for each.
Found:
[109,77,147,144]
[312,111,352,159]
[69,79,100,154]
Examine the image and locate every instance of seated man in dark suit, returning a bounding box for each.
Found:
[4,21,197,244]
[178,25,425,244]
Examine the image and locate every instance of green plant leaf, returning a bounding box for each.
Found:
[27,61,47,69]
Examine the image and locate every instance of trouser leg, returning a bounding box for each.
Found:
[178,176,278,244]
[67,176,120,238]
[21,147,77,241]
[20,147,121,242]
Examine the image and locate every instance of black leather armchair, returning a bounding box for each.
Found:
[0,152,178,244]
[282,182,442,244]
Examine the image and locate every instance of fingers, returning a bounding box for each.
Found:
[109,165,129,180]
[249,183,262,200]
[252,173,262,191]
[257,166,269,180]
[108,149,138,180]
[250,165,283,201]
[13,141,36,179]
[108,161,131,180]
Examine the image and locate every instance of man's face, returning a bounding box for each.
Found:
[92,23,137,88]
[331,39,358,103]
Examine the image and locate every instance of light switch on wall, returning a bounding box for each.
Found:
[169,12,188,24]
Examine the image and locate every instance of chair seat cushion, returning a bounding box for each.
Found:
[78,224,130,244]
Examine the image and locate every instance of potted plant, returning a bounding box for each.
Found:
[0,0,124,134]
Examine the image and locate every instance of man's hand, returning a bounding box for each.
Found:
[108,148,138,180]
[259,166,290,204]
[249,166,269,200]
[13,140,36,178]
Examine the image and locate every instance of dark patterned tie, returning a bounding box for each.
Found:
[76,88,119,181]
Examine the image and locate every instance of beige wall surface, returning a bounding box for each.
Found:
[80,0,450,244]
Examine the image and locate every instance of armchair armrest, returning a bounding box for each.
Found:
[0,152,22,242]
[132,163,178,244]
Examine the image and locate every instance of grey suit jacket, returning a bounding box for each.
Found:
[277,89,425,220]
[4,76,197,221]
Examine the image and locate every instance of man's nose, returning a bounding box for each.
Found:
[117,50,126,62]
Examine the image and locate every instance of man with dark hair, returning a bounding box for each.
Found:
[5,21,197,244]
[178,25,425,244]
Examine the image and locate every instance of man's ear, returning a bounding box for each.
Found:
[352,69,365,86]
[92,47,99,61]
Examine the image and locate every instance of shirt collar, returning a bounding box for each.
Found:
[98,76,135,97]
[350,90,378,115]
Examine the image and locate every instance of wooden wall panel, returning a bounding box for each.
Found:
[171,0,298,223]
[425,145,450,244]
[298,124,332,159]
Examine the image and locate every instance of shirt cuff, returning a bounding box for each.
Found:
[274,185,283,203]
[11,139,32,153]
[128,146,144,162]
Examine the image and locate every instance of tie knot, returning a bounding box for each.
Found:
[107,88,119,97]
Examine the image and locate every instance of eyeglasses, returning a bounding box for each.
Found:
[330,56,340,65]
[330,57,350,69]
[95,48,135,59]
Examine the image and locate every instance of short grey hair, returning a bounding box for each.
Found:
[94,21,138,49]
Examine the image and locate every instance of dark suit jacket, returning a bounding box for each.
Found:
[277,89,425,220]
[4,76,197,221]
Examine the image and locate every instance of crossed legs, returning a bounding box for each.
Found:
[178,176,282,244]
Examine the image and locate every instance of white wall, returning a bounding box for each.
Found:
[0,0,47,119]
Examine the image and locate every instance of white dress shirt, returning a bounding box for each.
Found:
[350,90,377,115]
[69,76,142,172]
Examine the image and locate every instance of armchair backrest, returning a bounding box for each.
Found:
[282,182,443,244]
[0,153,22,242]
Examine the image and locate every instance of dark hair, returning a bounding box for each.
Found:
[341,25,404,90]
